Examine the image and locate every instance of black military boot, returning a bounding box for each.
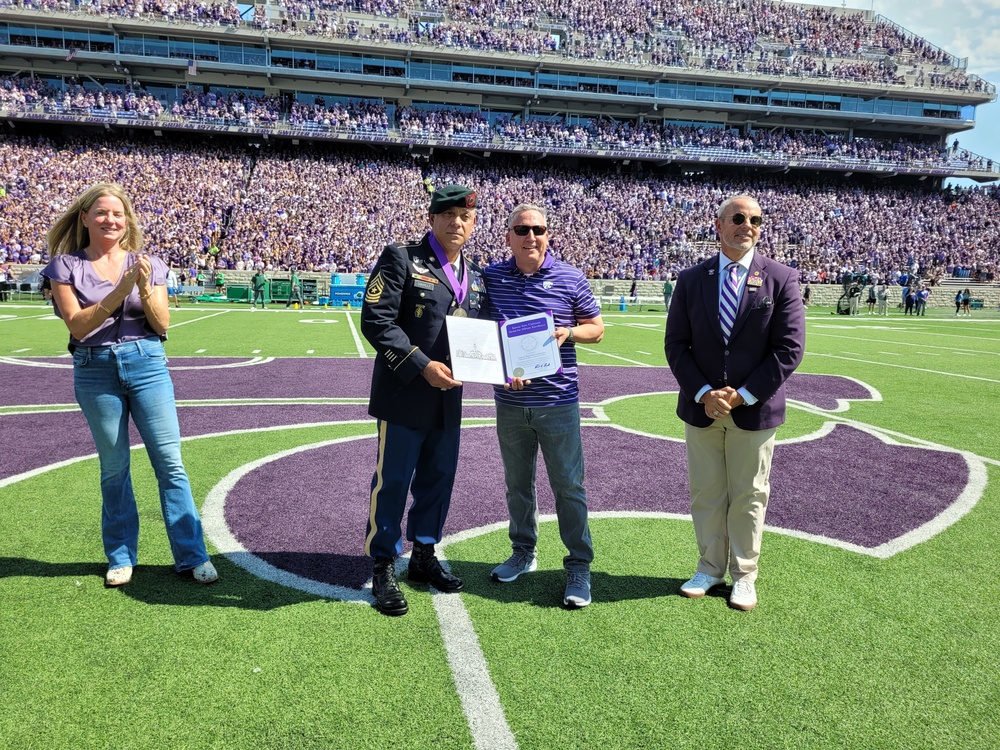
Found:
[408,542,464,592]
[372,557,408,616]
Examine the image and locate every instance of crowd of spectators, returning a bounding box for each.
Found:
[2,133,999,288]
[0,133,248,271]
[6,77,992,174]
[168,88,282,127]
[0,0,990,92]
[288,98,390,132]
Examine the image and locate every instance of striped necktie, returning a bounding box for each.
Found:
[720,262,740,342]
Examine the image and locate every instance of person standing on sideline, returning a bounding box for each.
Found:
[665,195,804,611]
[360,185,487,616]
[663,277,674,313]
[916,285,930,316]
[166,264,181,309]
[877,283,890,316]
[285,267,306,308]
[42,183,218,587]
[484,203,604,609]
[251,269,267,310]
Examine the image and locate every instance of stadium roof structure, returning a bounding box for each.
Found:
[1,2,997,184]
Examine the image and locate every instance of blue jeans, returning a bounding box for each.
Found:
[73,338,209,571]
[495,401,593,571]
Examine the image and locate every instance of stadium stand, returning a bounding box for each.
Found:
[0,0,998,306]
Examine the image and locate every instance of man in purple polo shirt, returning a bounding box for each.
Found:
[483,203,605,608]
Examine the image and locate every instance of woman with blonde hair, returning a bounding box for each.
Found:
[43,184,218,587]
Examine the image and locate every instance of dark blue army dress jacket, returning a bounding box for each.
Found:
[360,233,486,430]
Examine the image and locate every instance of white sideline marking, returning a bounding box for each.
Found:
[811,353,1000,383]
[432,581,519,750]
[0,312,54,322]
[169,357,276,370]
[345,310,367,358]
[577,346,652,366]
[170,311,230,328]
[0,356,275,371]
[811,330,1000,355]
[0,357,69,368]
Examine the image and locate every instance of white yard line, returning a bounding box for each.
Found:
[810,353,1000,383]
[345,310,367,358]
[810,331,1000,356]
[169,310,231,328]
[0,312,56,322]
[577,345,654,366]
[432,585,519,750]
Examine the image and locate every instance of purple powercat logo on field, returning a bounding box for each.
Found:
[0,359,984,597]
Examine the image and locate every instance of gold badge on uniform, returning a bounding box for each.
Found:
[365,271,385,303]
[415,304,425,318]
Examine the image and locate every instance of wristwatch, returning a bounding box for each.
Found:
[566,326,575,343]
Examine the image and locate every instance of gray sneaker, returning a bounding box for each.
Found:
[491,551,538,582]
[564,570,591,608]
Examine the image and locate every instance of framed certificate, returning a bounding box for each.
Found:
[446,311,563,384]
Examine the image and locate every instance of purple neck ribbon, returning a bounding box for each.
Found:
[428,232,467,305]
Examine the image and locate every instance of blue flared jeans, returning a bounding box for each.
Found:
[495,401,593,572]
[72,337,209,571]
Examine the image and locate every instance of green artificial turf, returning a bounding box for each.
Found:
[2,300,999,749]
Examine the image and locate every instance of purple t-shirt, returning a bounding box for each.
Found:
[43,250,168,347]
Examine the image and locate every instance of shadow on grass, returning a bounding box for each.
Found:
[447,559,693,609]
[0,555,328,610]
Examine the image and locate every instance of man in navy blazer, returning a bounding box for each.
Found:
[665,195,805,611]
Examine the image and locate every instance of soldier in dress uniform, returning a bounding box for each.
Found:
[359,184,487,616]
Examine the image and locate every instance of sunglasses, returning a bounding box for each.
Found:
[512,225,548,236]
[730,213,763,227]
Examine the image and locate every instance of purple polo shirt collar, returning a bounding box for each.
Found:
[507,251,555,276]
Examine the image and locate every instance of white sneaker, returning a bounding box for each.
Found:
[680,572,724,598]
[192,561,219,584]
[729,579,757,611]
[106,566,133,587]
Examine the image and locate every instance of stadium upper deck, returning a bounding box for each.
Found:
[0,0,997,183]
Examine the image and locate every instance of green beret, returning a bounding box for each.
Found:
[429,184,477,214]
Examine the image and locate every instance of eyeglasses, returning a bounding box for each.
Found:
[512,225,548,236]
[730,213,763,227]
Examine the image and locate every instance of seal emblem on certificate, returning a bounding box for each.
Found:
[445,311,562,384]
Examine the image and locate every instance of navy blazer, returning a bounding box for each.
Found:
[665,253,805,431]
[361,234,486,430]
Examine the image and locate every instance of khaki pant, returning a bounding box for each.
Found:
[684,417,776,582]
